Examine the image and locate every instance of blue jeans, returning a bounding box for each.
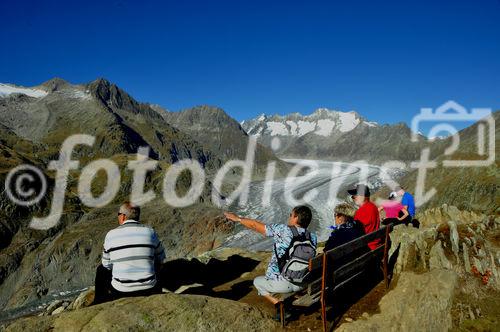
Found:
[253,275,303,296]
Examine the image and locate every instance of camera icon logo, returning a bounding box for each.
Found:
[411,100,495,167]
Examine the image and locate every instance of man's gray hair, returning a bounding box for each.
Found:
[119,201,140,221]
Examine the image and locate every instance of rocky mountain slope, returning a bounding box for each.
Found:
[241,108,429,162]
[396,110,499,214]
[156,104,291,177]
[0,78,288,312]
[0,79,219,167]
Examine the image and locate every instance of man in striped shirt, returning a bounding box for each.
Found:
[94,202,166,304]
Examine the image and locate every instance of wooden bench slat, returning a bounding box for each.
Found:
[332,270,365,292]
[332,245,385,283]
[324,226,388,262]
[306,277,322,295]
[268,292,296,302]
[293,291,321,307]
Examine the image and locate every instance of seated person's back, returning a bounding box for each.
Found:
[103,220,165,292]
[325,203,365,252]
[348,184,381,250]
[325,203,369,271]
[95,202,166,304]
[224,206,317,300]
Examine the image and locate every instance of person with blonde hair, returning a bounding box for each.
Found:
[324,203,365,252]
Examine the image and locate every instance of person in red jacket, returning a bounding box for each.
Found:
[347,184,381,250]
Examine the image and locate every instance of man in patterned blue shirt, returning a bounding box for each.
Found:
[224,206,317,304]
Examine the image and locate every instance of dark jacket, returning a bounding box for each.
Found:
[324,219,365,252]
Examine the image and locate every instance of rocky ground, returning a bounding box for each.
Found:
[1,293,276,332]
[1,204,499,331]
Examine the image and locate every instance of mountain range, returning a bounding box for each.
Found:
[0,78,497,316]
[241,108,430,162]
[397,110,499,214]
[0,78,287,311]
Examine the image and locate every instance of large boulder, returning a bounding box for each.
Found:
[69,287,95,311]
[388,212,499,289]
[388,224,437,279]
[3,293,276,331]
[337,269,458,332]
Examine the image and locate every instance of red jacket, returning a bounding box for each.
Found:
[354,201,381,250]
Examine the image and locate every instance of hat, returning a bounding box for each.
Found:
[347,184,371,197]
[388,191,398,199]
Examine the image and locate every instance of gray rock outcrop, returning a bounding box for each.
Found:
[3,293,276,332]
[337,269,458,332]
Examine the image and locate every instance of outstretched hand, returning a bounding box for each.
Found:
[224,212,266,235]
[224,212,240,222]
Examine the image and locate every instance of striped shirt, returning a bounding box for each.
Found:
[102,220,166,292]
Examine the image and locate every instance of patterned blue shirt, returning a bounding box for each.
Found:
[265,224,318,280]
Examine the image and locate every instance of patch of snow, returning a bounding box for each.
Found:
[316,119,336,136]
[364,121,378,127]
[251,126,264,137]
[297,120,316,136]
[59,89,92,100]
[257,114,266,122]
[266,121,289,136]
[337,112,360,132]
[286,120,298,136]
[428,134,449,141]
[245,124,256,133]
[0,83,48,98]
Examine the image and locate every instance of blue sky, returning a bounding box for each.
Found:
[1,0,499,127]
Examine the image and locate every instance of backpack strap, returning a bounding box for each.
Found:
[274,243,280,258]
[290,226,311,241]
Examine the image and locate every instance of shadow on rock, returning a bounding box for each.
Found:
[321,246,400,330]
[159,254,260,301]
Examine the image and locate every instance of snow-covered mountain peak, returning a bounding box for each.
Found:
[0,81,94,101]
[242,107,376,137]
[0,83,48,98]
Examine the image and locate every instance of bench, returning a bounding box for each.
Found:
[267,224,392,329]
[268,262,323,328]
